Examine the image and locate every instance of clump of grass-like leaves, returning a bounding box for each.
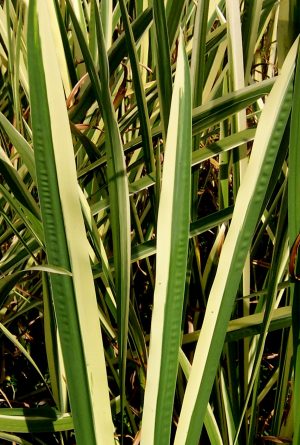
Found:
[0,1,299,445]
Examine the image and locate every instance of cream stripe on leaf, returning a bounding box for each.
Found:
[141,31,192,445]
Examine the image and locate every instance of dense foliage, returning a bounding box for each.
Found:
[0,1,300,444]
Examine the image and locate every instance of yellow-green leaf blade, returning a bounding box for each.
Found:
[141,32,192,445]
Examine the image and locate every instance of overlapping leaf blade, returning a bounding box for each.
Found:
[141,32,192,445]
[27,1,114,443]
[174,36,298,445]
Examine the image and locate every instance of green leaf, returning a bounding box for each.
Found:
[0,111,36,183]
[119,0,155,175]
[141,32,192,445]
[242,0,264,82]
[27,1,115,444]
[0,431,33,445]
[288,30,300,445]
[174,36,298,445]
[182,306,292,345]
[178,349,223,445]
[92,0,132,428]
[166,0,188,49]
[0,265,72,303]
[152,0,172,138]
[0,408,73,433]
[0,150,40,219]
[67,0,132,430]
[0,322,51,394]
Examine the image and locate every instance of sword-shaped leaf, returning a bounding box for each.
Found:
[174,35,299,445]
[141,32,192,445]
[27,1,114,443]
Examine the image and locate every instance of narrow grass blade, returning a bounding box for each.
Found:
[68,0,132,430]
[242,0,264,82]
[226,0,250,416]
[43,273,68,413]
[178,349,223,445]
[53,0,78,87]
[0,322,51,393]
[288,35,300,445]
[92,0,131,431]
[226,0,247,131]
[236,184,288,445]
[45,0,72,96]
[277,0,300,67]
[0,432,33,445]
[68,7,153,122]
[0,187,43,245]
[190,0,209,221]
[166,0,187,49]
[109,7,152,73]
[152,0,172,138]
[220,367,239,445]
[0,5,28,96]
[0,111,36,183]
[272,328,292,435]
[192,78,274,135]
[0,408,73,432]
[192,129,256,167]
[115,78,273,149]
[92,207,234,274]
[0,237,40,276]
[100,0,112,49]
[0,265,71,301]
[174,37,298,445]
[5,2,23,131]
[182,306,292,345]
[81,127,254,185]
[69,0,88,41]
[141,32,191,445]
[119,0,155,175]
[0,149,40,218]
[190,0,209,107]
